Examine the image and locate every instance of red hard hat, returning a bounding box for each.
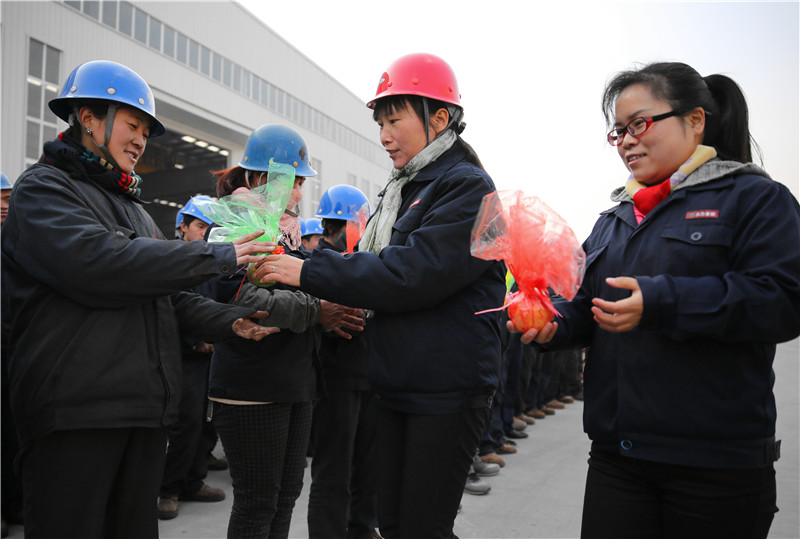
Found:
[367,53,461,109]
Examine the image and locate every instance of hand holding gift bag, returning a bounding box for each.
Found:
[194,159,294,286]
[471,190,586,331]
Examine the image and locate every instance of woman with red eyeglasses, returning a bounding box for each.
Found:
[511,62,800,538]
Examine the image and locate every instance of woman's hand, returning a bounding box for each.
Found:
[194,342,215,354]
[232,311,281,341]
[591,277,643,333]
[507,319,559,345]
[319,301,366,340]
[250,254,304,287]
[232,230,277,266]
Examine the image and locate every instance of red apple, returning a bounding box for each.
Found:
[507,294,552,332]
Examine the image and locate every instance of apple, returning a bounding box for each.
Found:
[507,294,552,332]
[246,245,284,288]
[247,262,274,288]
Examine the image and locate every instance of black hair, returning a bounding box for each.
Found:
[601,62,761,164]
[64,100,109,141]
[181,214,198,226]
[372,95,485,170]
[321,218,345,238]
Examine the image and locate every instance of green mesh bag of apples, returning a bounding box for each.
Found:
[193,159,294,287]
[470,190,586,331]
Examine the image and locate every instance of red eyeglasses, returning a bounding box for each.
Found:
[607,111,678,146]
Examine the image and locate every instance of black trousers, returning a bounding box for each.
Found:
[521,345,544,411]
[307,389,378,539]
[20,427,167,539]
[541,349,566,403]
[1,363,23,517]
[581,451,777,539]
[160,355,213,497]
[214,401,313,539]
[501,337,523,431]
[376,404,490,539]
[479,397,505,455]
[560,347,583,397]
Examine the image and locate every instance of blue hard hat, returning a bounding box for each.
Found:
[49,60,165,137]
[239,124,317,176]
[301,217,324,238]
[316,185,370,221]
[176,196,215,229]
[0,173,11,190]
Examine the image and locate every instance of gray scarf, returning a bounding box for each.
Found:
[362,129,456,255]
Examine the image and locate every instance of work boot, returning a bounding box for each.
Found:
[157,497,179,520]
[546,399,565,410]
[207,453,228,471]
[473,454,500,476]
[464,472,491,495]
[479,452,505,467]
[179,483,225,502]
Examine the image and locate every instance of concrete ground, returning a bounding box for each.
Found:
[5,339,798,539]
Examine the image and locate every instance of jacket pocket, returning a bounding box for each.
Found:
[584,240,609,271]
[111,224,136,239]
[391,205,429,244]
[660,222,733,247]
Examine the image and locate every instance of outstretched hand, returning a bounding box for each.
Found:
[250,254,304,287]
[591,277,643,333]
[232,311,281,341]
[320,300,366,340]
[233,230,277,266]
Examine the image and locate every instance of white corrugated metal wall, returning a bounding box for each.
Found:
[1,0,390,221]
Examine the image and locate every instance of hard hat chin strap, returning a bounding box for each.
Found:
[423,98,467,148]
[75,103,125,171]
[423,98,431,146]
[447,106,466,135]
[96,103,124,171]
[244,170,268,189]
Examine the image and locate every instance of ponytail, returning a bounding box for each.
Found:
[456,136,485,171]
[703,74,760,163]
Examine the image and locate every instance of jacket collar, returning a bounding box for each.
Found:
[610,158,769,205]
[408,143,466,184]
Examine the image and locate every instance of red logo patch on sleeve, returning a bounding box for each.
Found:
[685,210,719,219]
[408,198,422,209]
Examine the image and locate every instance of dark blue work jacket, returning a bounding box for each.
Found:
[2,161,249,447]
[550,161,800,469]
[301,144,506,415]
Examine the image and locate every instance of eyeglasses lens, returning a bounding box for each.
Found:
[628,118,650,137]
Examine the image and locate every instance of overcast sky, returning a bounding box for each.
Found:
[238,0,799,241]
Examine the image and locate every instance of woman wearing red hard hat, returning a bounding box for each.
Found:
[256,53,506,538]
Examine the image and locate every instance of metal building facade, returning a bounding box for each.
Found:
[1,0,390,234]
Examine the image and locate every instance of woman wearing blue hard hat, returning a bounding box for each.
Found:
[0,60,275,539]
[256,53,506,538]
[206,124,365,538]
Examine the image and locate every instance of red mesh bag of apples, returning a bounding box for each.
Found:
[470,190,586,332]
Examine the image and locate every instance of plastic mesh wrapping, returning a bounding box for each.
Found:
[194,159,294,287]
[345,203,370,254]
[471,190,586,330]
